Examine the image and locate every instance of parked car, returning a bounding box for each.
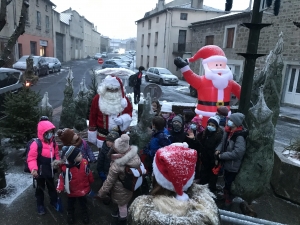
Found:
[101,52,107,58]
[111,56,132,64]
[110,58,131,67]
[189,85,197,97]
[94,53,102,60]
[145,67,178,85]
[101,60,129,69]
[0,68,24,118]
[13,55,49,76]
[45,57,61,73]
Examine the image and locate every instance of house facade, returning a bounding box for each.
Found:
[92,29,101,55]
[100,36,110,53]
[189,0,300,106]
[135,0,225,76]
[17,0,55,58]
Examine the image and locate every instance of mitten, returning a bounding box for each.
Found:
[98,172,107,182]
[174,57,189,69]
[113,117,123,125]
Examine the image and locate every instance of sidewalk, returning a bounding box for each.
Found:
[279,105,300,123]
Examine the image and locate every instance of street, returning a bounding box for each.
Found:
[31,57,298,148]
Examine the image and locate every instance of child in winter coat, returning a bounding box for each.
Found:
[27,117,60,215]
[56,146,94,224]
[97,131,119,182]
[182,109,196,132]
[159,102,175,131]
[98,134,144,223]
[57,128,96,163]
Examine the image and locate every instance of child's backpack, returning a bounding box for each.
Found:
[118,162,147,192]
[128,73,138,87]
[23,138,43,173]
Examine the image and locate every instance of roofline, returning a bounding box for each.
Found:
[190,11,251,27]
[48,0,56,7]
[135,7,223,23]
[84,17,94,25]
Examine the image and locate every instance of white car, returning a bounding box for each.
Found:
[145,67,178,85]
[44,57,61,73]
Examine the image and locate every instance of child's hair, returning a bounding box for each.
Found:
[183,109,196,123]
[152,116,165,131]
[152,100,161,112]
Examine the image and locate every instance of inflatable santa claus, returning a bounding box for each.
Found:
[174,45,241,127]
[88,74,133,148]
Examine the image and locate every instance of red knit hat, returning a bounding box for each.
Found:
[153,144,197,201]
[188,45,227,65]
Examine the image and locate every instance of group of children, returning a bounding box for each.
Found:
[26,102,247,224]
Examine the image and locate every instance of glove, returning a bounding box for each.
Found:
[113,117,123,126]
[174,57,189,69]
[99,172,107,182]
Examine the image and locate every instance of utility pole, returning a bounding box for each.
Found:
[237,0,271,116]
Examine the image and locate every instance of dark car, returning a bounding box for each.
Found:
[189,85,197,97]
[101,60,129,69]
[13,55,49,76]
[45,57,61,73]
[0,68,24,118]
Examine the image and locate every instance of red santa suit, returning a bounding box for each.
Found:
[88,75,133,148]
[180,45,241,127]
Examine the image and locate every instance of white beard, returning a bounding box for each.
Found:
[99,88,124,115]
[203,63,233,90]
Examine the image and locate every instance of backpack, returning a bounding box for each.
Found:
[128,73,138,87]
[23,138,56,173]
[118,162,147,192]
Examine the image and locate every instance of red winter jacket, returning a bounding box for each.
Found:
[57,159,94,197]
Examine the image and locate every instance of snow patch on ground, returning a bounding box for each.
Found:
[0,173,32,205]
[282,150,300,166]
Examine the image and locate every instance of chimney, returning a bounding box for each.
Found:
[191,0,203,9]
[157,0,165,11]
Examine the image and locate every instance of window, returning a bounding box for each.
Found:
[141,55,143,66]
[45,5,48,11]
[36,0,39,6]
[180,13,188,20]
[147,56,149,68]
[45,16,49,31]
[147,33,151,46]
[30,41,37,55]
[149,68,153,73]
[223,25,237,48]
[0,72,20,88]
[18,43,22,59]
[142,22,144,27]
[156,17,159,23]
[205,35,214,45]
[154,56,157,67]
[148,19,151,29]
[141,34,144,47]
[154,68,159,74]
[155,32,158,46]
[36,11,41,28]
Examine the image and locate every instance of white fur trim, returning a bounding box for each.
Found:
[96,139,104,148]
[170,142,189,148]
[114,145,138,166]
[88,130,97,145]
[103,75,120,87]
[202,56,227,64]
[121,98,127,108]
[182,173,195,191]
[180,65,190,73]
[195,108,231,117]
[65,168,70,194]
[217,89,224,101]
[118,113,132,131]
[176,192,189,201]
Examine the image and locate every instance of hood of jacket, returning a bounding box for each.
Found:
[114,145,139,167]
[37,120,55,140]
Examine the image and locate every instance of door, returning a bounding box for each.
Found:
[178,30,187,52]
[284,67,300,106]
[56,33,64,62]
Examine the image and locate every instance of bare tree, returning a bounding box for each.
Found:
[0,0,29,68]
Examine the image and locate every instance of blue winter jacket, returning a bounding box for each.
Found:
[143,129,171,159]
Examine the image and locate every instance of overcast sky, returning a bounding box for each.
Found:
[51,0,251,39]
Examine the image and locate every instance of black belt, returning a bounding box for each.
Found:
[198,100,230,107]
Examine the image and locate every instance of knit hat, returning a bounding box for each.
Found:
[63,146,81,164]
[191,114,203,124]
[57,128,76,146]
[114,134,130,154]
[153,145,197,201]
[229,112,245,127]
[106,131,120,142]
[161,103,172,113]
[172,115,183,124]
[207,116,220,127]
[217,106,229,117]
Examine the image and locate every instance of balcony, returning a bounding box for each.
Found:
[173,42,192,54]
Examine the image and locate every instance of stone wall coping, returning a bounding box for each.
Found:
[274,146,300,167]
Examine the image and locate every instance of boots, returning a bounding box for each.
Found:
[67,212,75,225]
[223,189,232,207]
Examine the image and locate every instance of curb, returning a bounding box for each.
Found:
[278,114,300,124]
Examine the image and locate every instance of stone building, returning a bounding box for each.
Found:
[126,38,137,51]
[189,0,300,107]
[91,28,101,55]
[136,0,225,77]
[100,36,110,53]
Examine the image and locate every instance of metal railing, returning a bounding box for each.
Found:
[172,42,193,53]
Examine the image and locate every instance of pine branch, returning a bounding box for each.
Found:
[0,0,29,68]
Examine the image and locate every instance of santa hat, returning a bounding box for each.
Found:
[153,145,197,201]
[100,75,128,108]
[188,45,227,65]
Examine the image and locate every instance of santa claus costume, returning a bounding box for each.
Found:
[88,75,133,148]
[175,45,241,127]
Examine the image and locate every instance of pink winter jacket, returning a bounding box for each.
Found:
[27,120,60,172]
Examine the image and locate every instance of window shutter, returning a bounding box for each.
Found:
[226,28,235,48]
